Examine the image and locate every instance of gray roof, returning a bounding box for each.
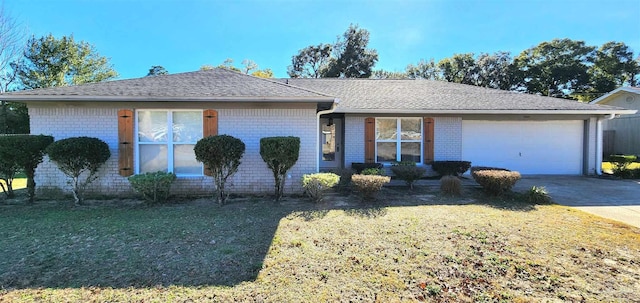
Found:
[285,78,630,113]
[1,68,333,102]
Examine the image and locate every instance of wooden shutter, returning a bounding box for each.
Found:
[202,109,218,176]
[364,117,375,163]
[118,109,134,177]
[423,117,434,164]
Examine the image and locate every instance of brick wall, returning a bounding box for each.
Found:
[433,117,463,161]
[29,105,317,196]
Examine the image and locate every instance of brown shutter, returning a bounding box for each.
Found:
[118,109,134,177]
[423,117,434,164]
[202,109,218,176]
[364,117,375,163]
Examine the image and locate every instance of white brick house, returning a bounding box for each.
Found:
[1,69,635,196]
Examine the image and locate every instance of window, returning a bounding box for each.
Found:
[136,110,203,175]
[375,118,422,163]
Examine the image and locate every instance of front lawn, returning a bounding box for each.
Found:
[1,188,639,302]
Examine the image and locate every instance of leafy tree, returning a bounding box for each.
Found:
[513,38,594,99]
[288,44,332,78]
[474,52,514,89]
[323,24,379,78]
[583,42,640,100]
[0,135,53,203]
[251,68,273,78]
[14,34,118,89]
[0,3,28,134]
[194,135,245,204]
[438,53,477,85]
[46,137,111,205]
[146,65,168,76]
[205,58,273,77]
[406,58,441,80]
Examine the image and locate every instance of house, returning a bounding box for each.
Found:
[590,87,640,156]
[1,69,635,195]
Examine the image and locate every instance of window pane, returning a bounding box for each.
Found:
[376,119,397,140]
[139,144,168,173]
[138,111,168,142]
[401,118,421,140]
[377,142,396,162]
[173,111,202,142]
[174,144,201,175]
[322,123,336,161]
[401,142,421,162]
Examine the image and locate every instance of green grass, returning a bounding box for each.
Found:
[602,161,640,173]
[1,178,26,191]
[1,188,639,302]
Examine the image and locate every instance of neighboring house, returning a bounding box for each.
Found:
[590,87,640,156]
[1,69,635,195]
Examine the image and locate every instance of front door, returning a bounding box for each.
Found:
[319,117,342,170]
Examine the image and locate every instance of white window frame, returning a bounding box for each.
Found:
[135,109,204,176]
[375,117,423,164]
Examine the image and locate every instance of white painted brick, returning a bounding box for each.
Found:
[434,117,463,161]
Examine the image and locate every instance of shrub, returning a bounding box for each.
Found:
[351,174,391,201]
[260,136,300,202]
[361,167,385,175]
[194,135,245,204]
[431,161,472,176]
[526,186,552,204]
[351,162,383,174]
[440,175,462,196]
[391,162,426,189]
[302,173,340,203]
[0,135,53,203]
[46,137,111,205]
[128,171,177,204]
[471,166,521,196]
[609,155,638,179]
[0,152,20,198]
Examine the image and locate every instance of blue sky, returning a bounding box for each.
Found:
[6,0,640,79]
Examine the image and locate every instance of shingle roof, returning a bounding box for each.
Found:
[285,78,627,113]
[1,68,333,101]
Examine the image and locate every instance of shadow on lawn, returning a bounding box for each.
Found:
[0,185,538,289]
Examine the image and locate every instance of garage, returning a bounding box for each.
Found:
[461,120,584,174]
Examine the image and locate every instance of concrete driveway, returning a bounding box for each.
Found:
[515,176,640,228]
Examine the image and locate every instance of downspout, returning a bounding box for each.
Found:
[316,98,340,172]
[596,114,616,175]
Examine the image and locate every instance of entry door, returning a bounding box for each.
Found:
[319,118,342,170]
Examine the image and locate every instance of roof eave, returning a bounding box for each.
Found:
[590,87,640,104]
[0,95,337,103]
[335,109,638,115]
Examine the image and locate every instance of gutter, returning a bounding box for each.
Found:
[334,109,638,115]
[316,99,340,172]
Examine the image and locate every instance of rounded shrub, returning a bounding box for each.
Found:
[391,162,426,189]
[470,166,521,196]
[0,135,54,203]
[440,175,462,196]
[260,136,300,202]
[351,174,391,201]
[194,135,245,204]
[431,161,472,176]
[46,136,111,205]
[128,171,177,205]
[361,168,385,175]
[302,173,340,203]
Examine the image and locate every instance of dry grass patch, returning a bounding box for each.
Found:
[1,188,639,302]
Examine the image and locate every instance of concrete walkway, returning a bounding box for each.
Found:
[514,176,640,228]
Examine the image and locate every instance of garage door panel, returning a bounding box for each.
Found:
[462,120,583,174]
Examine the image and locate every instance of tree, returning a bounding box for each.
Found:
[260,136,300,202]
[146,65,168,76]
[406,59,441,80]
[288,44,332,78]
[0,3,28,134]
[474,52,514,90]
[513,38,594,99]
[323,24,379,78]
[251,68,273,78]
[206,58,273,77]
[583,42,640,100]
[0,135,53,203]
[438,53,477,85]
[14,34,118,89]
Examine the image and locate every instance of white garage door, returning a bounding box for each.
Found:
[462,120,584,174]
